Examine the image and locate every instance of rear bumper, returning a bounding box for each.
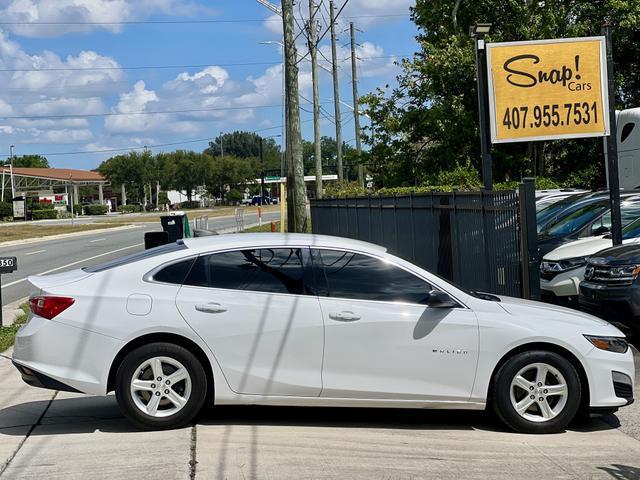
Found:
[12,315,123,395]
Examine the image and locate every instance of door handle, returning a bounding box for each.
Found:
[328,311,361,322]
[195,302,227,314]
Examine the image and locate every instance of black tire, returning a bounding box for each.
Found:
[115,342,208,430]
[492,350,581,434]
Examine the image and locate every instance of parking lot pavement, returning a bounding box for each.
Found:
[1,349,639,480]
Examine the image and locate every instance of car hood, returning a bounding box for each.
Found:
[496,295,611,328]
[589,242,640,266]
[544,235,610,261]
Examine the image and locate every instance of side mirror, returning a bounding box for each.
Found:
[427,290,458,308]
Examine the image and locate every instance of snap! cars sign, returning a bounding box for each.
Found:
[486,37,609,143]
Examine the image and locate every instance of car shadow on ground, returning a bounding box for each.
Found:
[0,395,622,436]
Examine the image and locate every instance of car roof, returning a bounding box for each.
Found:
[182,233,388,255]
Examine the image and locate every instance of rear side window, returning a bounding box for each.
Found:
[183,248,309,295]
[83,242,188,273]
[315,249,432,304]
[152,258,196,284]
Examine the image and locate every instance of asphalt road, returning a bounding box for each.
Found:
[0,211,280,307]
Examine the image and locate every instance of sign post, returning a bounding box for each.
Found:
[0,256,18,327]
[485,35,621,243]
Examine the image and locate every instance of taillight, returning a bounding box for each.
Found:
[29,296,75,320]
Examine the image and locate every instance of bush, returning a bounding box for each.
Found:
[495,176,561,191]
[30,202,55,211]
[119,204,142,213]
[179,201,201,210]
[226,189,243,203]
[563,165,604,190]
[31,209,58,220]
[84,204,108,215]
[72,204,83,215]
[0,201,11,218]
[324,181,367,198]
[431,162,482,190]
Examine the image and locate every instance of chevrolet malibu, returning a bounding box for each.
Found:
[12,234,635,433]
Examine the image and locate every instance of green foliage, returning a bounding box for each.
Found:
[562,165,605,190]
[302,137,355,174]
[0,201,11,218]
[323,181,367,198]
[205,131,281,172]
[431,163,482,190]
[72,204,83,215]
[226,189,243,203]
[494,177,560,190]
[0,303,29,353]
[31,209,58,220]
[363,0,640,188]
[84,204,108,215]
[119,205,142,213]
[0,155,49,168]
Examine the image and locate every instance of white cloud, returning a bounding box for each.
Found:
[0,0,217,38]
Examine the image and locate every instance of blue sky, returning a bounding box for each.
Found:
[0,0,417,169]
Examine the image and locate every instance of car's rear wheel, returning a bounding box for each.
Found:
[492,350,581,434]
[115,342,207,430]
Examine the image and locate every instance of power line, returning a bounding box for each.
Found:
[0,13,408,26]
[37,119,317,157]
[0,54,406,73]
[296,0,351,66]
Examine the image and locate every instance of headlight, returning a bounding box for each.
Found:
[540,256,588,273]
[584,335,629,354]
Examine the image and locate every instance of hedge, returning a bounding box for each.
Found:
[31,209,58,220]
[179,201,201,210]
[119,205,142,213]
[72,204,83,215]
[84,204,108,215]
[0,201,11,218]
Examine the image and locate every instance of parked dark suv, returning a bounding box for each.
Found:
[579,243,640,335]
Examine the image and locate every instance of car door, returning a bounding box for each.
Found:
[175,247,324,397]
[312,249,479,402]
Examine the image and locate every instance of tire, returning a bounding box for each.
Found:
[115,342,208,430]
[492,350,581,434]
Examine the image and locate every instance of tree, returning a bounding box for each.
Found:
[205,155,257,200]
[98,151,152,201]
[1,155,49,168]
[205,131,281,172]
[302,136,355,175]
[363,0,640,187]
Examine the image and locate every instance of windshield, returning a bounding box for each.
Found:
[536,195,592,231]
[623,217,640,239]
[544,203,607,237]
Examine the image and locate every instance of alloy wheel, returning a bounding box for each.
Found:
[509,362,568,423]
[130,356,192,418]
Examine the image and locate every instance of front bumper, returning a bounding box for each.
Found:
[12,314,123,395]
[579,281,640,333]
[583,344,635,409]
[540,266,585,304]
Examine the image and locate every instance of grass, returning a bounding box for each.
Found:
[0,303,29,353]
[246,221,283,232]
[0,223,125,242]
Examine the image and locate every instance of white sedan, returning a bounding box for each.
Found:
[13,234,635,433]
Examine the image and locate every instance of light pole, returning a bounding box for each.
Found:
[471,22,493,190]
[9,145,15,199]
[260,134,282,205]
[219,132,224,158]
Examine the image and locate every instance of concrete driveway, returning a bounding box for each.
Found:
[1,349,639,480]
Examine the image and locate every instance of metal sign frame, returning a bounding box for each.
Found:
[486,36,610,144]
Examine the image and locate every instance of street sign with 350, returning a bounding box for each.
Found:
[486,36,610,143]
[0,257,17,274]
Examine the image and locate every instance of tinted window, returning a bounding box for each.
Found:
[152,258,196,284]
[316,250,431,304]
[184,248,307,295]
[83,242,188,273]
[621,122,635,143]
[545,203,608,237]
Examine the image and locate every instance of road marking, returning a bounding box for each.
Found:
[89,238,106,243]
[24,250,46,256]
[2,242,144,288]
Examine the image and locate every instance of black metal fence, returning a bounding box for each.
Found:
[310,179,540,299]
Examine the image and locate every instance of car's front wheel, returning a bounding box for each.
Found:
[492,350,581,434]
[115,342,207,430]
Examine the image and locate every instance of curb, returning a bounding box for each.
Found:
[0,224,140,249]
[1,296,28,327]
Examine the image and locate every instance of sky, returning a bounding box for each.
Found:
[0,0,417,169]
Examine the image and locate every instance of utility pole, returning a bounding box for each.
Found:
[309,0,323,199]
[329,0,343,180]
[282,0,307,232]
[219,132,224,157]
[260,137,265,206]
[9,144,15,199]
[350,22,363,188]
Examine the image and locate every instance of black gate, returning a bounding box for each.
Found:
[310,179,539,299]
